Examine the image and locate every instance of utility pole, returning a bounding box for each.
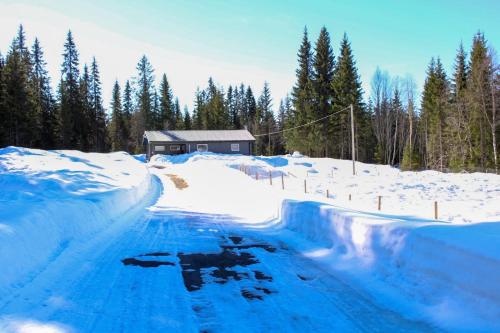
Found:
[350,104,356,175]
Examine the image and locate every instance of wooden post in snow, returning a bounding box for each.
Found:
[326,189,329,198]
[434,201,438,220]
[256,172,259,181]
[349,194,351,201]
[281,174,284,190]
[269,171,272,185]
[304,179,307,193]
[378,196,382,211]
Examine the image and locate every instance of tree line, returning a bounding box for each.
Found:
[0,24,498,172]
[369,32,498,172]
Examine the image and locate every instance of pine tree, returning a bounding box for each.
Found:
[312,26,335,156]
[109,80,126,151]
[59,30,83,149]
[31,38,56,149]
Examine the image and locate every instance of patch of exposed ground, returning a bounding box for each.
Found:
[166,173,189,190]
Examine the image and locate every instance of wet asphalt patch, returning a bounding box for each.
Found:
[121,257,175,268]
[178,249,258,291]
[121,236,280,300]
[228,236,243,244]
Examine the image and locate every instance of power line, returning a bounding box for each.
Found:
[253,105,352,137]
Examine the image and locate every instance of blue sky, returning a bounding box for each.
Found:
[0,0,499,111]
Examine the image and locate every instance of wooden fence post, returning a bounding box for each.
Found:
[304,179,307,193]
[326,189,329,198]
[281,174,284,190]
[434,201,438,220]
[269,171,272,185]
[256,172,259,181]
[349,194,351,201]
[378,196,382,211]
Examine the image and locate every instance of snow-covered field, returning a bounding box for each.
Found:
[0,147,499,332]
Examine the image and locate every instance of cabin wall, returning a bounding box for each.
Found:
[148,141,253,158]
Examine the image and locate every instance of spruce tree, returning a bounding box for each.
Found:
[133,55,155,151]
[447,43,470,169]
[151,90,159,130]
[59,30,83,149]
[109,80,126,151]
[159,74,174,129]
[227,85,240,129]
[90,57,106,152]
[183,106,192,130]
[122,80,133,152]
[255,82,273,154]
[468,32,496,170]
[421,57,449,170]
[331,33,373,161]
[79,64,92,150]
[289,27,314,155]
[245,86,256,132]
[31,38,56,149]
[238,84,247,128]
[0,53,7,147]
[3,25,36,147]
[174,98,183,129]
[312,26,335,156]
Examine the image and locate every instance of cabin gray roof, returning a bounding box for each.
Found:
[144,130,255,142]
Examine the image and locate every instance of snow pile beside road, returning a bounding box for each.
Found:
[0,147,153,298]
[280,200,500,330]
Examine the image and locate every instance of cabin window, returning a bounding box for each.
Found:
[197,144,208,152]
[170,145,180,151]
[154,145,165,152]
[231,143,240,152]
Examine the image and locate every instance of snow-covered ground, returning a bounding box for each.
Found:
[0,148,499,332]
[150,152,500,331]
[0,147,154,300]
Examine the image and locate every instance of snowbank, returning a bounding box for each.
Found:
[280,200,500,331]
[0,147,153,298]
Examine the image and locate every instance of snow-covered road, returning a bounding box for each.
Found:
[0,172,439,332]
